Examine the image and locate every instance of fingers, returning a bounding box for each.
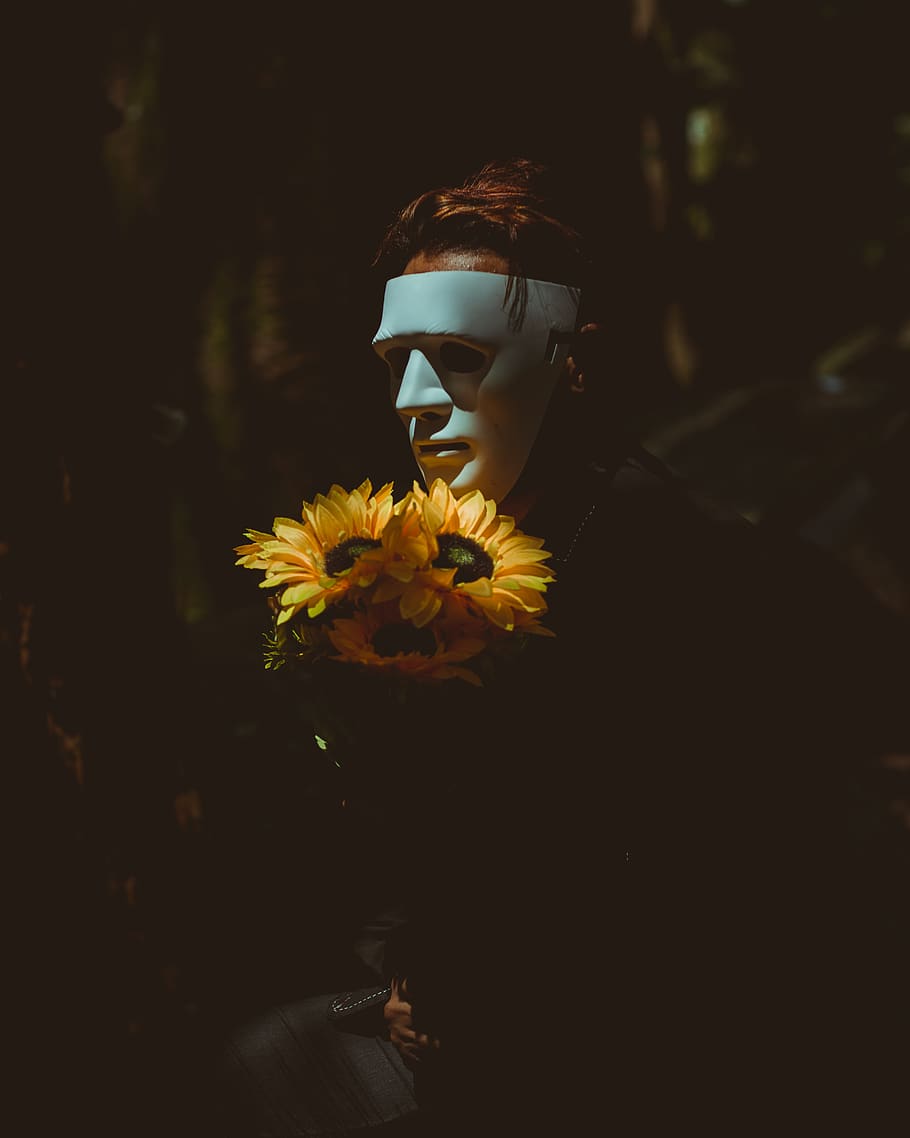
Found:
[384,996,412,1025]
[386,976,441,1069]
[398,1035,441,1070]
[383,980,413,1028]
[389,1022,442,1070]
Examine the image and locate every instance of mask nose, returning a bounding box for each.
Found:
[394,350,452,423]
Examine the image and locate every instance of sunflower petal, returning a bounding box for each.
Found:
[280,581,325,605]
[400,584,442,627]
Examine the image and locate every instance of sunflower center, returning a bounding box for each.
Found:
[434,534,493,584]
[324,536,381,576]
[372,623,437,658]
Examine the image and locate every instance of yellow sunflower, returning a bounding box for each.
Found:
[326,601,488,685]
[376,479,556,634]
[366,492,460,629]
[234,479,395,624]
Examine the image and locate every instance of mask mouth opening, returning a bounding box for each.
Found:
[418,441,470,454]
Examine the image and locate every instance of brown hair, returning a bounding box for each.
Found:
[372,158,591,329]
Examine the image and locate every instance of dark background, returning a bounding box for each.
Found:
[7,2,909,1134]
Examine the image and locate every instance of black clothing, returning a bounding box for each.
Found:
[217,447,909,1135]
[217,991,419,1137]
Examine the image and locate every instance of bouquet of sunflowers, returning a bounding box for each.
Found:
[234,478,556,770]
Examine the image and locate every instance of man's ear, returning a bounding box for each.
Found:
[566,322,601,393]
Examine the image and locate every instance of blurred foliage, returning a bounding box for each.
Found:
[6,1,909,1131]
[640,0,909,398]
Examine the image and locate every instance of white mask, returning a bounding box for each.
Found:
[372,271,580,503]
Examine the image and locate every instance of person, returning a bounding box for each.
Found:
[215,158,909,1135]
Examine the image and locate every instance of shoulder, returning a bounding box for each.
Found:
[572,446,872,613]
[560,447,763,609]
[568,445,909,741]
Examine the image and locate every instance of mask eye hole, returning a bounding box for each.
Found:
[384,346,411,380]
[439,341,486,373]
